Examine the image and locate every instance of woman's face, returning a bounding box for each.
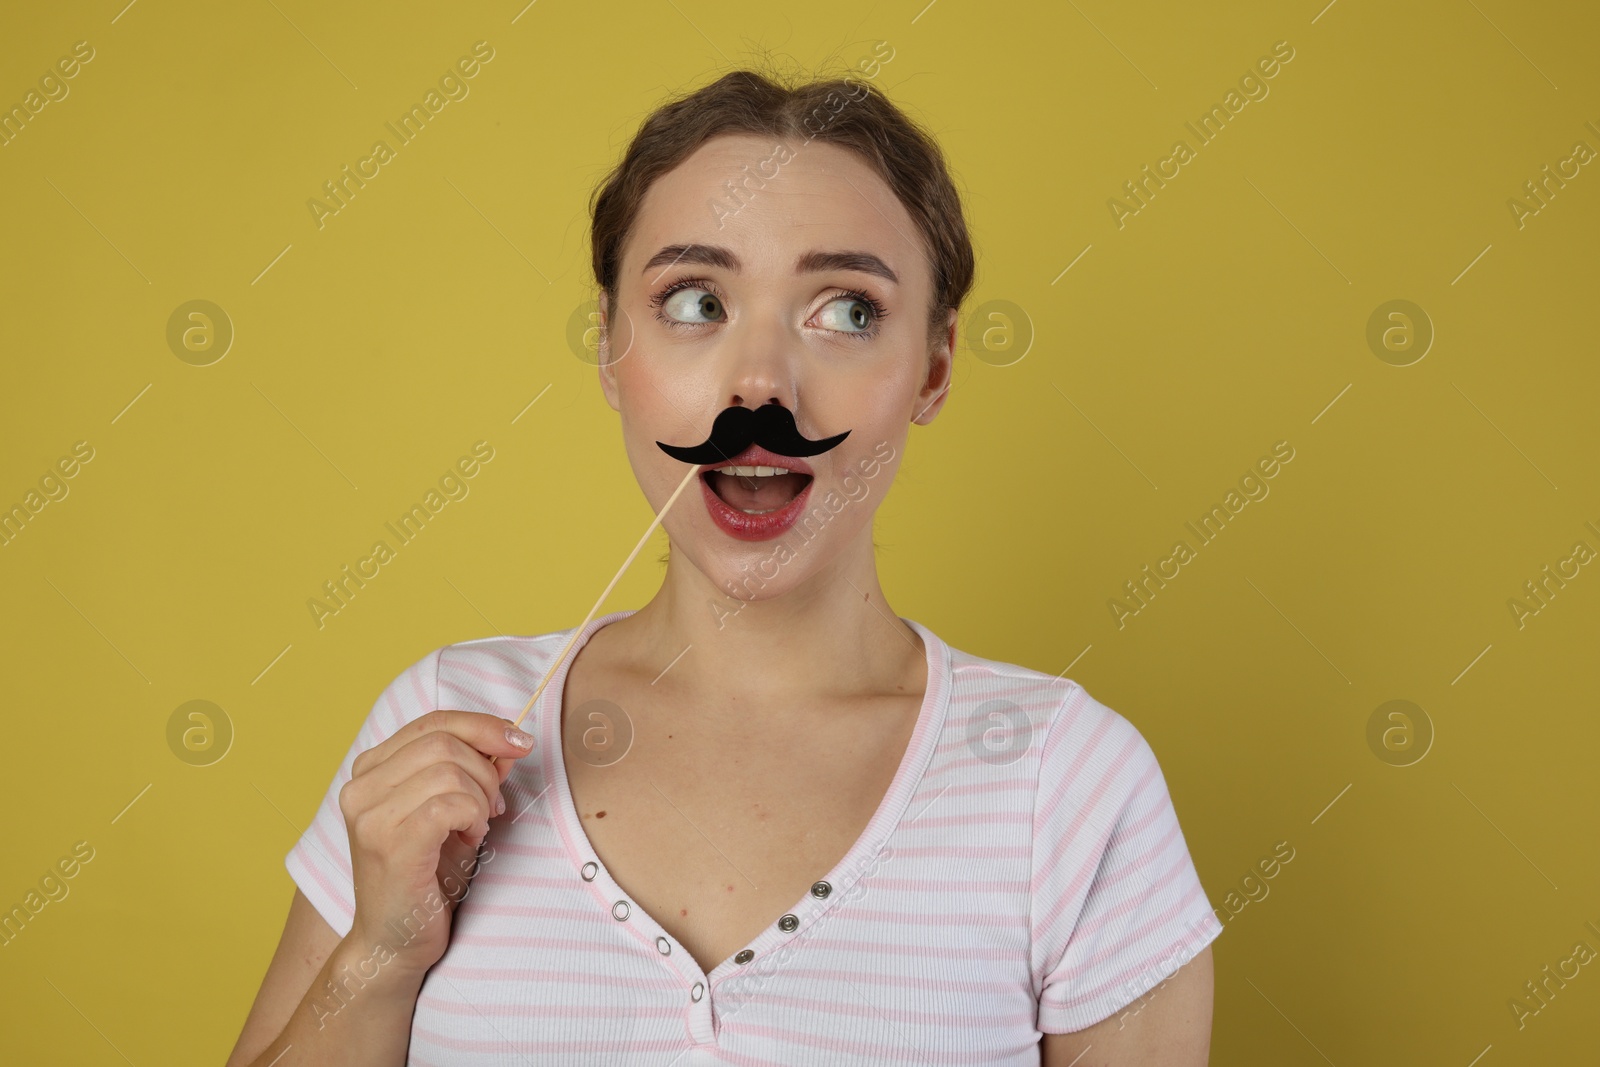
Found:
[598,132,954,602]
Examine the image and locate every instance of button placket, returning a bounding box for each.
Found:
[572,855,705,991]
[550,612,951,1027]
[705,615,948,991]
[686,978,714,1047]
[544,614,717,1007]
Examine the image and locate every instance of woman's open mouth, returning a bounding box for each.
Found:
[704,467,812,513]
[696,449,818,541]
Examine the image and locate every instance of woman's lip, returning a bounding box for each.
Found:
[702,445,814,476]
[698,469,815,542]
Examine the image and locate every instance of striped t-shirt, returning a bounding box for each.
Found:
[286,610,1222,1064]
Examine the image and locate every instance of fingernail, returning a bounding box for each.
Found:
[505,725,535,749]
[494,792,506,816]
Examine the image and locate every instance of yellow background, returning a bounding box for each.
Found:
[2,0,1597,1062]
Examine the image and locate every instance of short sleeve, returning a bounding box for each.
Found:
[1032,689,1223,1034]
[284,646,443,939]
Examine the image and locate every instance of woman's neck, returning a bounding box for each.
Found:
[597,546,926,717]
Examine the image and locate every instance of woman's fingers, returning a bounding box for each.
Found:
[345,767,485,858]
[339,711,536,975]
[399,790,490,847]
[495,748,521,786]
[348,710,536,815]
[350,730,506,820]
[352,709,536,780]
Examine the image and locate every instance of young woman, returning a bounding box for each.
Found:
[229,68,1220,1066]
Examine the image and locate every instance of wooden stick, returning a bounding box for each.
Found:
[489,462,702,765]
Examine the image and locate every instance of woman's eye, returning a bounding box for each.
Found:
[662,287,724,324]
[816,296,874,333]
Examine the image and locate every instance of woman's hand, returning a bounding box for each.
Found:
[337,710,536,980]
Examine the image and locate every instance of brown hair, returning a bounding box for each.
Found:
[588,66,976,355]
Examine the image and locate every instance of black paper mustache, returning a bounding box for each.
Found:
[655,403,850,465]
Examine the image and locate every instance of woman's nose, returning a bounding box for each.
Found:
[716,311,804,413]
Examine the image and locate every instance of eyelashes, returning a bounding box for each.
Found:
[646,277,890,339]
[830,287,892,334]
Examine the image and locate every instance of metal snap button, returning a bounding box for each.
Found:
[612,900,630,921]
[809,880,832,899]
[580,861,598,881]
[691,982,704,1002]
[734,949,755,964]
[778,913,798,932]
[656,936,672,955]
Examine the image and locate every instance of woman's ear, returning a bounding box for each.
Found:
[597,290,622,413]
[913,307,957,425]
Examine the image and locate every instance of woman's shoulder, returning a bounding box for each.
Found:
[934,639,1184,831]
[936,635,1161,788]
[342,631,577,748]
[429,625,581,709]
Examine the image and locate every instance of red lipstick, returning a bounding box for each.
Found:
[698,446,816,541]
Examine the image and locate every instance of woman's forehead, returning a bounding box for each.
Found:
[623,135,926,285]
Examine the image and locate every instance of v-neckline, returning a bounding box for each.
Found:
[537,608,951,989]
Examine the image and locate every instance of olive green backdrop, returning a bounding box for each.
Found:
[2,0,1596,1063]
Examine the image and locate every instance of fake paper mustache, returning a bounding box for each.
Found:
[655,403,850,465]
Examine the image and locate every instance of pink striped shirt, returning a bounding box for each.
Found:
[286,610,1222,1063]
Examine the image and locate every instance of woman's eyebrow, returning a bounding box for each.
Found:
[641,244,899,285]
[798,250,899,285]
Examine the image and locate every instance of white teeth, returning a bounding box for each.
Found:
[717,464,794,477]
[709,464,803,516]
